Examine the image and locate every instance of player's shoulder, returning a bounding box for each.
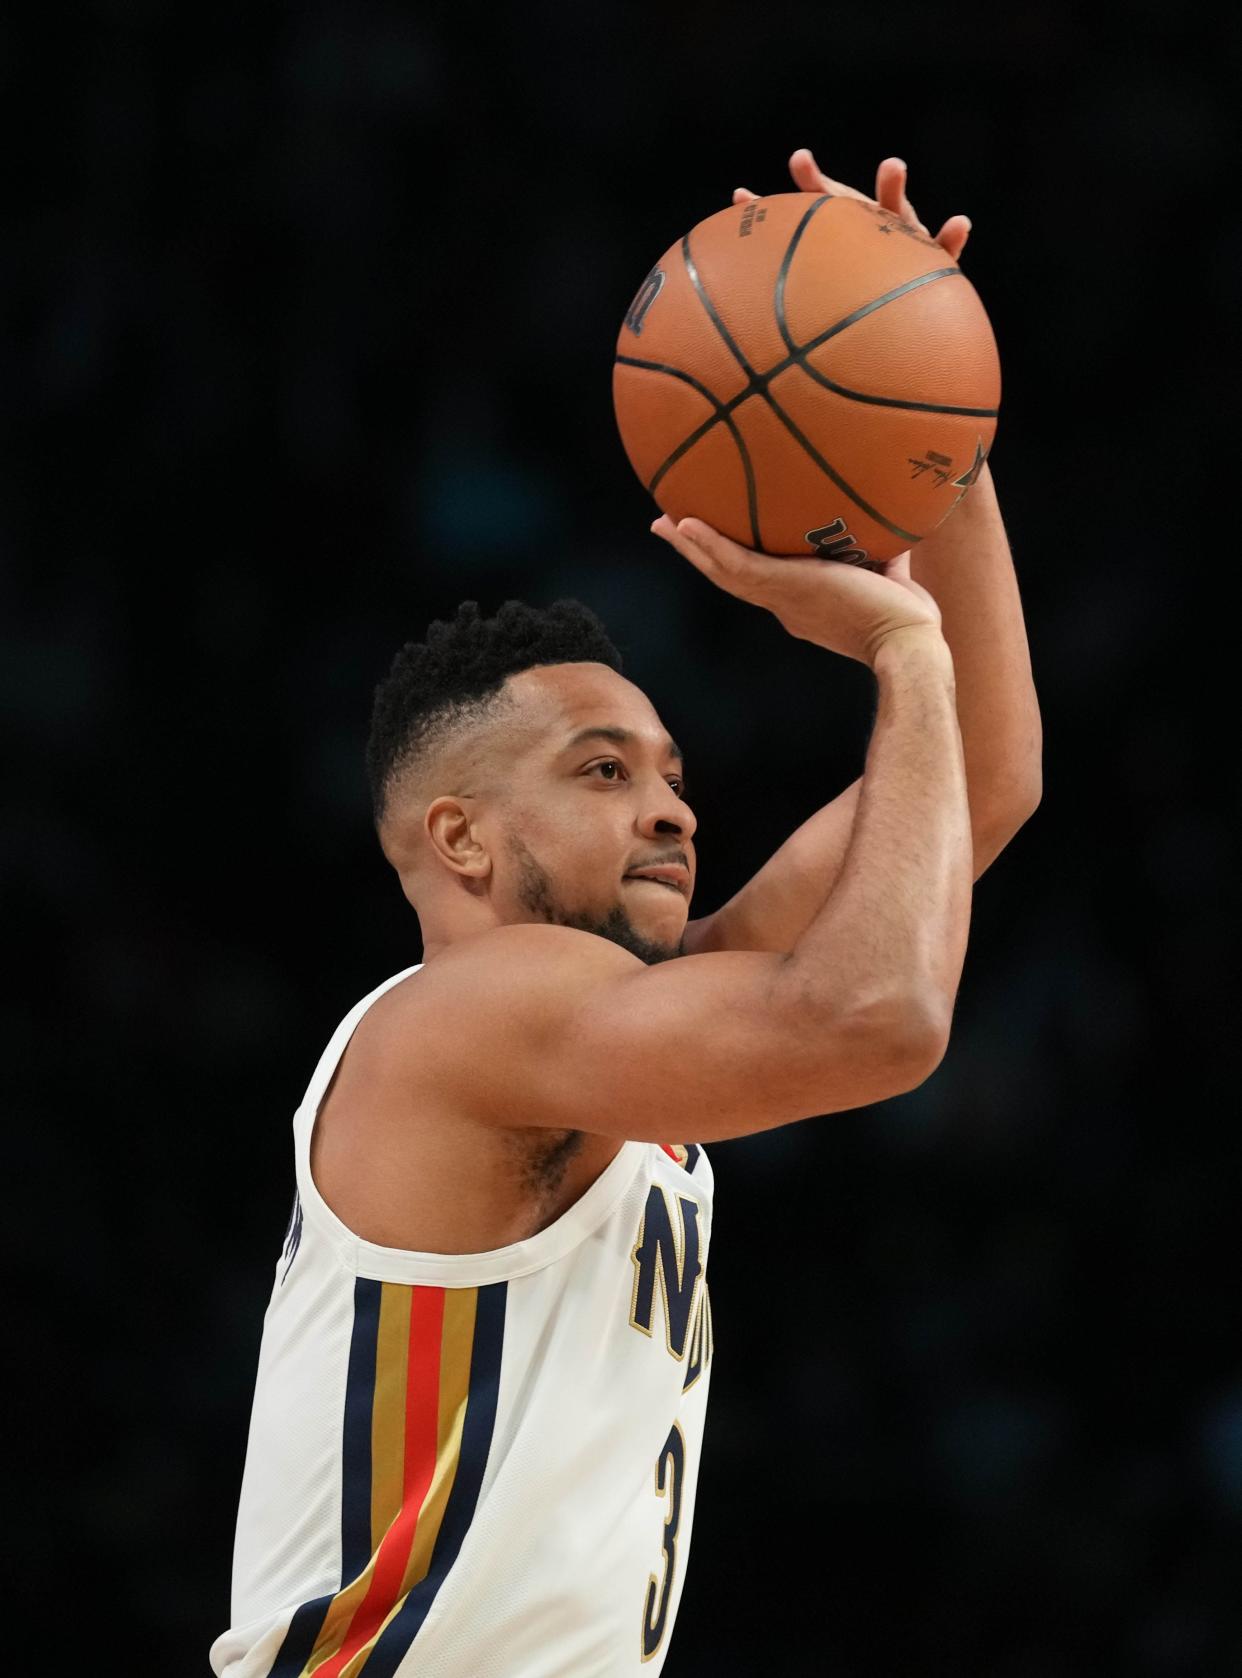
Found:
[370,923,641,1042]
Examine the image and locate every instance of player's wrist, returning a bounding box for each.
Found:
[869,624,954,679]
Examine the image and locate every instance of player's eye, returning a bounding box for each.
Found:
[587,761,688,799]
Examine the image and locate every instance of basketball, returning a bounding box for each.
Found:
[613,191,1001,566]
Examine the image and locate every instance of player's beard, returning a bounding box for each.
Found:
[505,832,684,966]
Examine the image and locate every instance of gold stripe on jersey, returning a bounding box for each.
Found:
[369,1282,412,1551]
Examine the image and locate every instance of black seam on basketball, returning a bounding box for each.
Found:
[702,269,994,419]
[654,411,761,549]
[734,420,761,549]
[682,233,757,378]
[765,396,919,540]
[780,264,997,415]
[797,267,963,353]
[787,380,998,418]
[650,411,721,490]
[616,354,730,417]
[721,377,995,421]
[616,354,760,547]
[615,355,728,491]
[685,203,918,542]
[763,394,921,543]
[775,197,836,358]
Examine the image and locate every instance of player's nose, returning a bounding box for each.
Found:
[639,783,697,843]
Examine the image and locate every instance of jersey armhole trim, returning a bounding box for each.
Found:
[290,966,650,1287]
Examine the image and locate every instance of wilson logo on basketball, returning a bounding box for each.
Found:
[624,268,665,336]
[805,518,872,567]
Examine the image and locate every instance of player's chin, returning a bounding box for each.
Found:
[621,878,691,926]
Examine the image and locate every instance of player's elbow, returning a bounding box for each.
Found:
[972,774,1042,876]
[999,771,1043,838]
[978,727,1044,855]
[876,996,952,1092]
[890,1007,952,1092]
[817,991,952,1109]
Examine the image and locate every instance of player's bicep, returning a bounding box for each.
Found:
[419,924,929,1144]
[540,948,829,1139]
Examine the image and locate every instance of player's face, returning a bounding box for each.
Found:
[496,664,696,965]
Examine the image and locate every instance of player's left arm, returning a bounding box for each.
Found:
[679,151,1041,958]
[679,462,1040,956]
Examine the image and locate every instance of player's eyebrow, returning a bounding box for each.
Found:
[565,725,684,766]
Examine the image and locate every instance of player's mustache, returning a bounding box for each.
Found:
[627,850,690,873]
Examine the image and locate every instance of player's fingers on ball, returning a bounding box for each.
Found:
[788,147,822,190]
[938,215,971,260]
[881,159,929,234]
[653,515,723,566]
[733,186,758,204]
[885,550,913,580]
[899,186,930,235]
[652,519,726,586]
[790,147,860,200]
[676,518,740,571]
[875,156,905,213]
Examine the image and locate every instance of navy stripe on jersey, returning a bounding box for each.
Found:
[265,1589,328,1678]
[340,1278,382,1580]
[685,1144,701,1173]
[280,1192,304,1284]
[362,1280,509,1678]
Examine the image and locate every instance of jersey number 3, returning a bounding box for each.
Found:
[641,1422,686,1662]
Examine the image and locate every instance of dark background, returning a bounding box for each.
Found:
[7,2,1238,1673]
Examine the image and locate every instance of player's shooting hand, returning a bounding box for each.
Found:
[731,147,971,264]
[651,514,942,669]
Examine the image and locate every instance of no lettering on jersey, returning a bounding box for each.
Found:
[212,965,715,1678]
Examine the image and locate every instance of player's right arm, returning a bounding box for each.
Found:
[403,539,972,1143]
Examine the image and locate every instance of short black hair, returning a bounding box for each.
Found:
[366,598,624,823]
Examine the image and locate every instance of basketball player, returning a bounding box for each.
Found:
[211,152,1039,1678]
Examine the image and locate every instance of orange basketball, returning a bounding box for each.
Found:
[613,191,1000,566]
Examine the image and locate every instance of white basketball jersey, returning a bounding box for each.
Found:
[211,964,715,1678]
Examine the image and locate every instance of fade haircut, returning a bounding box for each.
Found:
[365,598,624,824]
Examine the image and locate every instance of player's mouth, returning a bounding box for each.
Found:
[623,866,690,897]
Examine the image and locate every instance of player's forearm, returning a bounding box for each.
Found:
[910,462,1042,847]
[683,780,860,956]
[776,630,971,1046]
[687,744,993,958]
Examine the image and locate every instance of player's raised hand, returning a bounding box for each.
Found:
[731,147,971,264]
[651,514,942,669]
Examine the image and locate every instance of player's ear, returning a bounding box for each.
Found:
[424,795,492,884]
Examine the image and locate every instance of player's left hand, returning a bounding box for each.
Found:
[731,148,971,265]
